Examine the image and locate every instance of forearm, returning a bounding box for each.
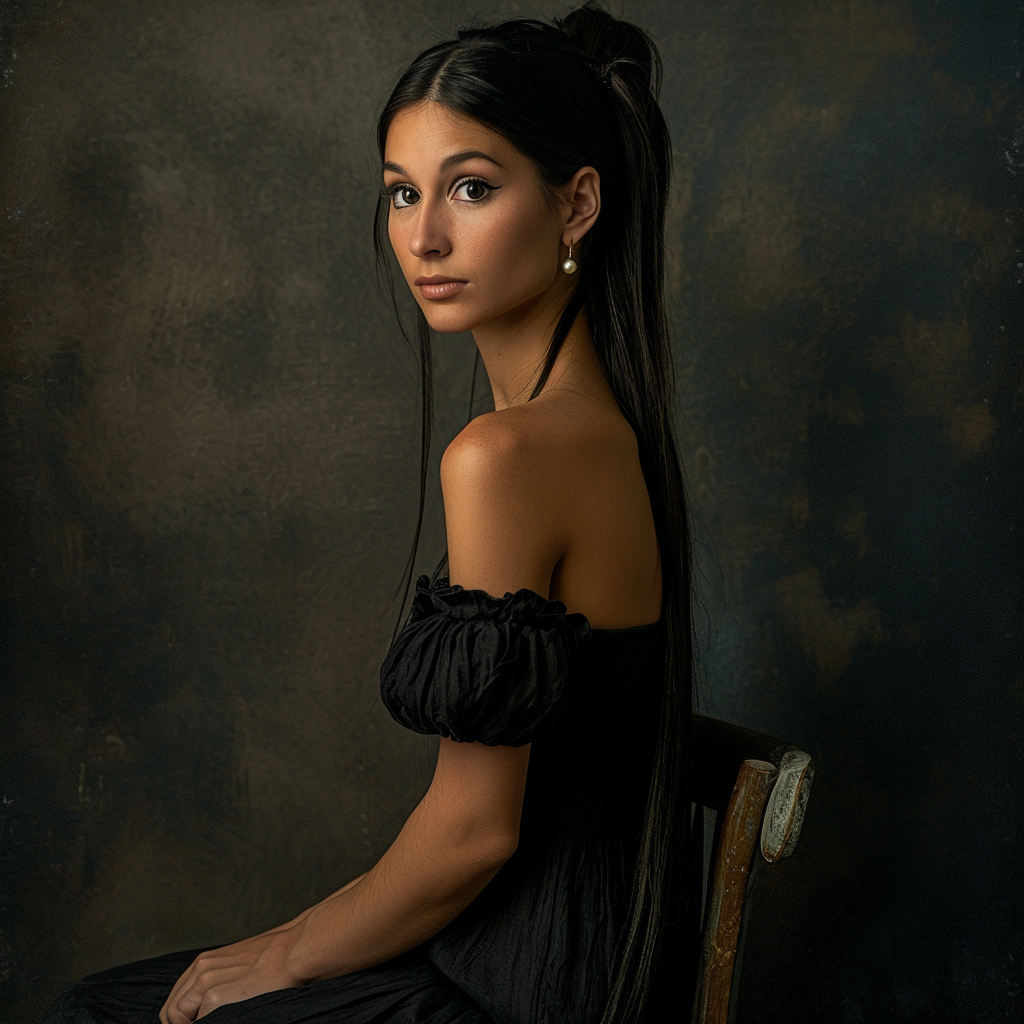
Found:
[255,872,367,939]
[279,787,515,982]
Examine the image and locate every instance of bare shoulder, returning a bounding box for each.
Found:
[439,397,625,597]
[441,405,551,495]
[442,393,658,623]
[441,408,531,484]
[441,396,627,499]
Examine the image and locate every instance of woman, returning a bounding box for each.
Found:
[42,4,694,1022]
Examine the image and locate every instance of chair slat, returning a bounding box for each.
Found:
[691,760,777,1024]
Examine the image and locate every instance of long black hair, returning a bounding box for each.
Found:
[373,5,694,1020]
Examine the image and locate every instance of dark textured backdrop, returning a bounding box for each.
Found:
[1,1,1020,1021]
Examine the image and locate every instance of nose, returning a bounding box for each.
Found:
[408,198,451,260]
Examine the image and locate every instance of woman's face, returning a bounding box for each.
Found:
[383,101,569,335]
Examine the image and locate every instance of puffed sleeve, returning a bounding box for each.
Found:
[380,575,592,746]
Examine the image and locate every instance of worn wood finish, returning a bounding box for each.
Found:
[692,759,778,1024]
[687,719,816,1022]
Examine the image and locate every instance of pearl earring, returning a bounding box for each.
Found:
[561,244,578,275]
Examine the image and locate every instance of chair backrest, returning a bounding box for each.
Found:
[689,715,815,1024]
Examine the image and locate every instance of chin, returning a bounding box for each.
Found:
[420,313,473,334]
[417,304,486,335]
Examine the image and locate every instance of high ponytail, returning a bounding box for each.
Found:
[555,9,694,1022]
[375,5,695,1020]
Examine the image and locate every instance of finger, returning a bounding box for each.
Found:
[195,984,231,1020]
[175,962,249,1021]
[162,1001,196,1024]
[165,974,212,1024]
[160,989,187,1024]
[161,961,202,1024]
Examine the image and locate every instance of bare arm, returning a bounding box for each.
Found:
[161,743,529,1021]
[280,737,529,981]
[161,413,560,1022]
[287,415,561,980]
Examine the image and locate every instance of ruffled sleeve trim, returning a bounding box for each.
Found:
[380,575,591,746]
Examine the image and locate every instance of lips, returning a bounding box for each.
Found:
[414,276,467,300]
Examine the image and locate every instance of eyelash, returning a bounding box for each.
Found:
[383,177,501,209]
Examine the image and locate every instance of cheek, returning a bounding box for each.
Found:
[473,202,557,291]
[387,216,408,269]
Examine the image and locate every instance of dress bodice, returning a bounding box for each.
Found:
[521,622,663,844]
[380,576,665,1024]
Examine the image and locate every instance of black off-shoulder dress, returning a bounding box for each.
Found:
[43,577,665,1024]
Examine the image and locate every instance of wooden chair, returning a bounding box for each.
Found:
[689,714,815,1024]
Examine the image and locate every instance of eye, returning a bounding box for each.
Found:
[451,177,500,203]
[386,185,420,209]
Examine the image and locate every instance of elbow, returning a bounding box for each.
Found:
[479,825,519,869]
[443,815,520,875]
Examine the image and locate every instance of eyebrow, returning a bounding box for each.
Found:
[382,150,504,177]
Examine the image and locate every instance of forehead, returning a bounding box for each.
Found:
[384,101,518,169]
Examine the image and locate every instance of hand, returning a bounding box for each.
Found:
[159,929,299,1023]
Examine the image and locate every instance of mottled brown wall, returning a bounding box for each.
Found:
[1,1,1020,1021]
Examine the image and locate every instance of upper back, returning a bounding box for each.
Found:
[440,389,662,630]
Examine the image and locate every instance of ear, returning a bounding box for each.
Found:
[559,166,601,246]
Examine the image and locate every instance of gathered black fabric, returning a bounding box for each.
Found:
[380,575,592,745]
[42,586,665,1024]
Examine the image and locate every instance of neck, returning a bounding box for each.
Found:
[472,279,592,410]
